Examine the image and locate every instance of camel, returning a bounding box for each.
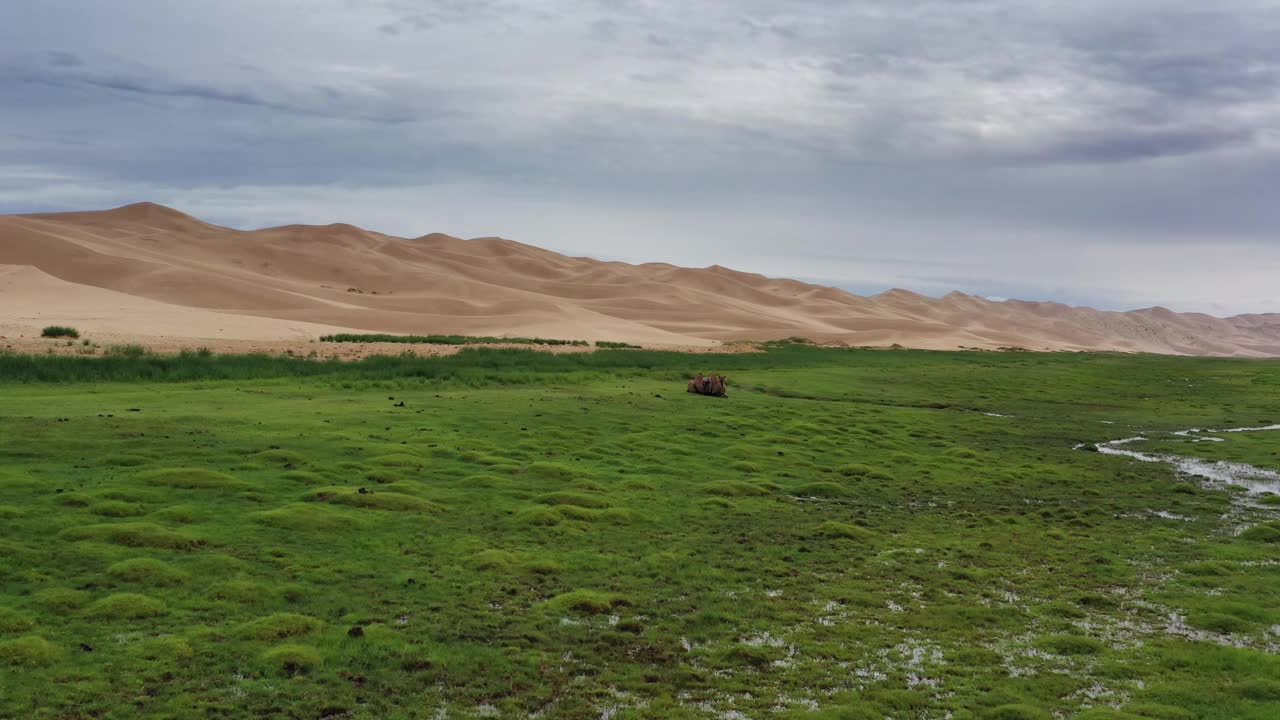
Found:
[687,373,728,397]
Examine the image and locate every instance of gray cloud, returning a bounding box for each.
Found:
[1,0,1278,314]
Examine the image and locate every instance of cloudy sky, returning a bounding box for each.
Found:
[3,1,1279,315]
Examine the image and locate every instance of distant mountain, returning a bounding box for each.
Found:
[2,202,1278,355]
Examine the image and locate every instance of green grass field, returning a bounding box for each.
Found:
[1,347,1278,719]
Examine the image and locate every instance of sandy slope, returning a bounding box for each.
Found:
[2,202,1279,356]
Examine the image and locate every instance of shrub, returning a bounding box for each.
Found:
[41,326,79,339]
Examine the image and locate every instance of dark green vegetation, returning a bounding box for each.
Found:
[319,333,591,346]
[39,326,80,339]
[1,347,1278,719]
[595,341,643,349]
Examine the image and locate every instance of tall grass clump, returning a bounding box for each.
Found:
[106,344,149,358]
[40,326,79,339]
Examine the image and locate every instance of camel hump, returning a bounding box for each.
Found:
[687,373,728,397]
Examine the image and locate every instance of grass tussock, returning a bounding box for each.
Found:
[793,481,850,498]
[0,607,35,632]
[255,449,305,465]
[281,470,325,485]
[368,453,424,467]
[535,491,610,508]
[1239,521,1280,543]
[260,643,322,675]
[543,590,629,615]
[700,480,774,497]
[30,588,90,615]
[107,558,189,586]
[813,521,873,541]
[137,468,240,489]
[304,487,439,512]
[250,504,358,532]
[239,613,323,641]
[208,580,272,604]
[1036,634,1105,656]
[472,549,562,575]
[0,636,62,667]
[89,500,145,517]
[133,636,195,661]
[84,593,167,619]
[59,522,203,550]
[103,454,152,467]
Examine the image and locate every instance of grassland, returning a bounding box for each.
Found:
[1,346,1278,719]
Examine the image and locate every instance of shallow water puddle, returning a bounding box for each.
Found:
[1084,425,1280,495]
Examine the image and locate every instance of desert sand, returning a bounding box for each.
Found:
[2,202,1279,357]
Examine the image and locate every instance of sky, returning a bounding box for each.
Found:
[2,0,1279,316]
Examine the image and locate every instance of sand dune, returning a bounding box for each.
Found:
[2,202,1279,356]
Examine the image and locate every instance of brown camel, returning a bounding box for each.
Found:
[687,373,728,397]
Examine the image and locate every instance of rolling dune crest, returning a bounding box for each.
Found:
[2,202,1278,356]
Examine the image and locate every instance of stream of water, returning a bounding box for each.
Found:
[1087,425,1280,495]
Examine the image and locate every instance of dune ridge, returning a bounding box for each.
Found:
[2,202,1278,356]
